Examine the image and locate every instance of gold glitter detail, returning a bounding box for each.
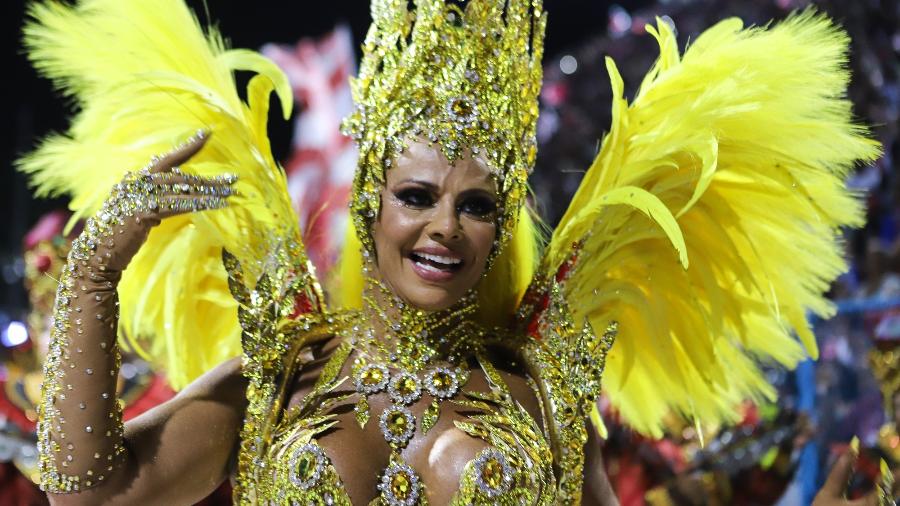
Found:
[480,458,503,488]
[432,371,452,390]
[421,400,441,435]
[387,410,409,434]
[355,396,371,428]
[225,237,335,504]
[395,377,416,395]
[362,367,385,386]
[231,298,562,504]
[521,275,617,503]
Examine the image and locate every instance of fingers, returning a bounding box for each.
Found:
[148,129,211,174]
[143,170,237,197]
[847,490,881,506]
[126,172,236,220]
[82,132,232,274]
[149,194,231,220]
[820,450,857,499]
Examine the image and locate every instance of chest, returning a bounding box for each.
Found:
[251,348,555,505]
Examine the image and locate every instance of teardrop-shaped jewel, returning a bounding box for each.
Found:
[421,399,441,434]
[355,396,370,428]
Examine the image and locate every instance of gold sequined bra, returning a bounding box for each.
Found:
[224,246,609,505]
[237,315,557,505]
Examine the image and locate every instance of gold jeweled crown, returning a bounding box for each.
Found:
[343,0,546,254]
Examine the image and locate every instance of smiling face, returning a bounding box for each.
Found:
[371,140,499,311]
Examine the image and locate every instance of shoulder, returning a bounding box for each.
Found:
[481,343,544,426]
[176,356,246,404]
[292,332,346,381]
[278,310,357,378]
[283,329,349,410]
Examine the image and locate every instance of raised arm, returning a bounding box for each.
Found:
[40,134,245,505]
[582,421,620,506]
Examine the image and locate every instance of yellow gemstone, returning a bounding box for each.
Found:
[527,144,537,164]
[432,371,451,390]
[388,412,408,434]
[396,377,416,395]
[391,472,412,498]
[481,458,504,489]
[361,367,384,386]
[451,98,473,117]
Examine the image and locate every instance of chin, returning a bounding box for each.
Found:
[392,257,478,311]
[400,285,463,312]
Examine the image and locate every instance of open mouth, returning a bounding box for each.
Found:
[409,251,464,274]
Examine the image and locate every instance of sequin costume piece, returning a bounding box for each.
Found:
[22,0,880,503]
[224,248,559,504]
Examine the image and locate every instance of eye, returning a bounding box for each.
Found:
[395,188,434,209]
[459,195,497,219]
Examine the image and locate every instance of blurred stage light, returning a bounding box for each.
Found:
[608,4,632,37]
[2,321,28,347]
[559,55,578,75]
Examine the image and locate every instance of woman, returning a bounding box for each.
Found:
[20,0,880,504]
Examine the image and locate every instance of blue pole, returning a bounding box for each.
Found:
[796,358,818,505]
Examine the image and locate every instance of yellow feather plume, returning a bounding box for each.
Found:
[19,0,304,389]
[546,11,880,436]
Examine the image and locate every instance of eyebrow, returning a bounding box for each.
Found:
[395,179,497,197]
[396,178,438,190]
[459,188,498,200]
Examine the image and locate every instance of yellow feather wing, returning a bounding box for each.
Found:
[544,11,880,437]
[19,0,317,389]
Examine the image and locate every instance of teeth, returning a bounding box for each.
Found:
[417,252,461,266]
[416,262,444,273]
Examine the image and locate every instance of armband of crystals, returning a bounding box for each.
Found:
[37,245,126,492]
[38,169,187,492]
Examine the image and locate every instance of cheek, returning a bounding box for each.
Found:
[464,220,497,270]
[373,201,423,261]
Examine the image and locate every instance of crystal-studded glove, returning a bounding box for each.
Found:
[37,131,236,493]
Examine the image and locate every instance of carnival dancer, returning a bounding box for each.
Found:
[19,0,880,503]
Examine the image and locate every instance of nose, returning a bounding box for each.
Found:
[426,197,462,241]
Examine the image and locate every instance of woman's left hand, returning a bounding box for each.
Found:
[812,449,890,506]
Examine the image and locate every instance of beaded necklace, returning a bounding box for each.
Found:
[345,279,488,505]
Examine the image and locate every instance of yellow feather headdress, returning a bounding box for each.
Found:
[538,11,881,436]
[19,0,314,389]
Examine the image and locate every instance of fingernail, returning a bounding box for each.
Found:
[881,458,891,476]
[850,435,860,457]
